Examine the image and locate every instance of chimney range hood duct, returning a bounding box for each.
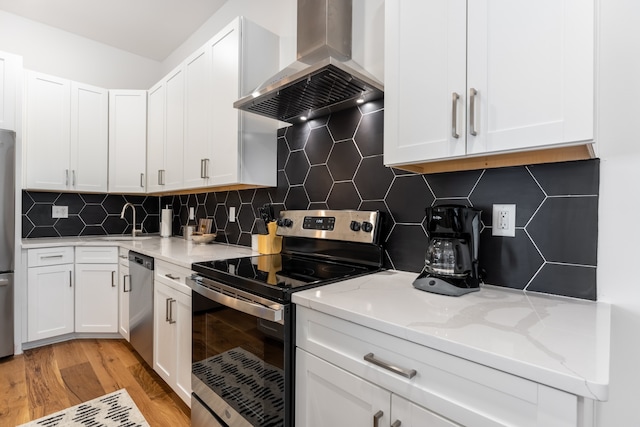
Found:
[233,0,383,124]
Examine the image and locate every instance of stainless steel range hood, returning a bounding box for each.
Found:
[233,0,383,124]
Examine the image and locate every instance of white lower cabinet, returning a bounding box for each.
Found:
[297,350,457,427]
[296,306,592,427]
[153,261,192,406]
[27,247,75,341]
[118,248,130,341]
[75,247,118,333]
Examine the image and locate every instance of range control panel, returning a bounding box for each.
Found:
[276,210,380,244]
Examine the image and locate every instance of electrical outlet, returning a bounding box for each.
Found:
[229,206,236,222]
[492,204,516,237]
[52,205,68,219]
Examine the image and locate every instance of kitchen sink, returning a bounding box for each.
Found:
[98,236,154,241]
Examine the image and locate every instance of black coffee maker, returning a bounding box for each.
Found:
[413,204,482,296]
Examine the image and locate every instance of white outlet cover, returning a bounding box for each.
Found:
[52,205,68,219]
[229,206,236,222]
[492,204,516,237]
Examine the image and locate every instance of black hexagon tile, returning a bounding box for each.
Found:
[528,159,599,196]
[284,150,310,186]
[328,107,361,141]
[284,122,310,151]
[354,109,383,157]
[327,182,360,210]
[386,175,434,223]
[56,216,85,236]
[56,193,85,215]
[526,263,596,300]
[427,170,483,198]
[470,167,545,227]
[354,156,394,201]
[305,165,333,203]
[327,140,361,181]
[285,186,310,210]
[527,197,598,265]
[305,126,334,165]
[478,229,544,290]
[385,224,428,273]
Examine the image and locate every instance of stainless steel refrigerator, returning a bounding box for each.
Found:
[0,129,15,358]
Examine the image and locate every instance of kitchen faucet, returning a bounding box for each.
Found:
[120,202,143,237]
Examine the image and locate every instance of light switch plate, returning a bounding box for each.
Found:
[52,205,68,219]
[492,204,516,237]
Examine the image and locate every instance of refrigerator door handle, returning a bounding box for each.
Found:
[0,278,9,286]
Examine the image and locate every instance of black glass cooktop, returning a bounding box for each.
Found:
[192,254,381,303]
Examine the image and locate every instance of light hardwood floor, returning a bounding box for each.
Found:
[0,338,190,427]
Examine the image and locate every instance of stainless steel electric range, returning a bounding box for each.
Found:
[187,209,385,427]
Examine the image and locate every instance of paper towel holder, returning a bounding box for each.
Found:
[161,205,173,238]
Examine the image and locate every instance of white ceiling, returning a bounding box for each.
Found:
[0,0,228,61]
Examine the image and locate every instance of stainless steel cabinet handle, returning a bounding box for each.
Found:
[123,274,130,292]
[41,255,63,259]
[140,173,145,188]
[111,271,116,287]
[451,92,460,139]
[364,353,417,379]
[169,299,176,324]
[373,410,383,427]
[469,87,478,136]
[204,158,210,179]
[72,170,76,186]
[119,255,128,259]
[165,273,180,280]
[158,169,163,185]
[200,159,206,179]
[0,278,9,287]
[391,421,401,427]
[165,297,171,322]
[65,169,69,186]
[69,270,72,287]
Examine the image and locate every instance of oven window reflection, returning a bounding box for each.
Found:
[192,297,285,426]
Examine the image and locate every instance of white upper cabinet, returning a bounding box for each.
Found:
[70,82,109,192]
[108,90,147,193]
[183,45,210,189]
[25,71,108,192]
[0,51,21,131]
[173,16,279,192]
[147,65,185,193]
[24,71,71,190]
[384,0,595,169]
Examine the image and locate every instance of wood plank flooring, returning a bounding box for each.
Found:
[0,338,190,427]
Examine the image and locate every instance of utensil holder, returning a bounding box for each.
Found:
[257,222,282,254]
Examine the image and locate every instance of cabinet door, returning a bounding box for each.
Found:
[209,21,240,185]
[70,82,108,192]
[24,71,71,191]
[0,51,20,131]
[118,264,130,341]
[391,395,460,427]
[164,65,185,191]
[174,288,192,405]
[27,263,74,341]
[466,0,594,154]
[75,264,118,333]
[154,281,177,386]
[147,81,166,193]
[296,349,391,427]
[183,46,211,189]
[384,0,467,165]
[108,90,147,193]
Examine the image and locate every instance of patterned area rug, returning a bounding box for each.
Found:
[18,389,149,427]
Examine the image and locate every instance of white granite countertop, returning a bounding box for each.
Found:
[21,235,256,269]
[292,269,611,402]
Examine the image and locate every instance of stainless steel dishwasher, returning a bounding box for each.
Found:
[128,251,154,367]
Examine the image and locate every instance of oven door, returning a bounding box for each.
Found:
[188,275,292,427]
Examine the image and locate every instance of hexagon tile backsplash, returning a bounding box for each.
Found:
[22,100,600,300]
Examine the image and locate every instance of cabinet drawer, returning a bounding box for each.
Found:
[155,260,192,296]
[28,247,74,267]
[296,307,579,427]
[118,247,129,266]
[75,246,118,264]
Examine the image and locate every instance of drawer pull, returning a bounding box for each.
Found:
[165,273,180,280]
[373,410,383,427]
[41,255,64,259]
[391,421,401,427]
[119,255,128,259]
[364,353,417,379]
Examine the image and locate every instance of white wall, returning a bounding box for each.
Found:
[595,0,640,424]
[0,10,161,89]
[160,0,385,84]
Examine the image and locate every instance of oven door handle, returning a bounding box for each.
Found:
[189,278,284,324]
